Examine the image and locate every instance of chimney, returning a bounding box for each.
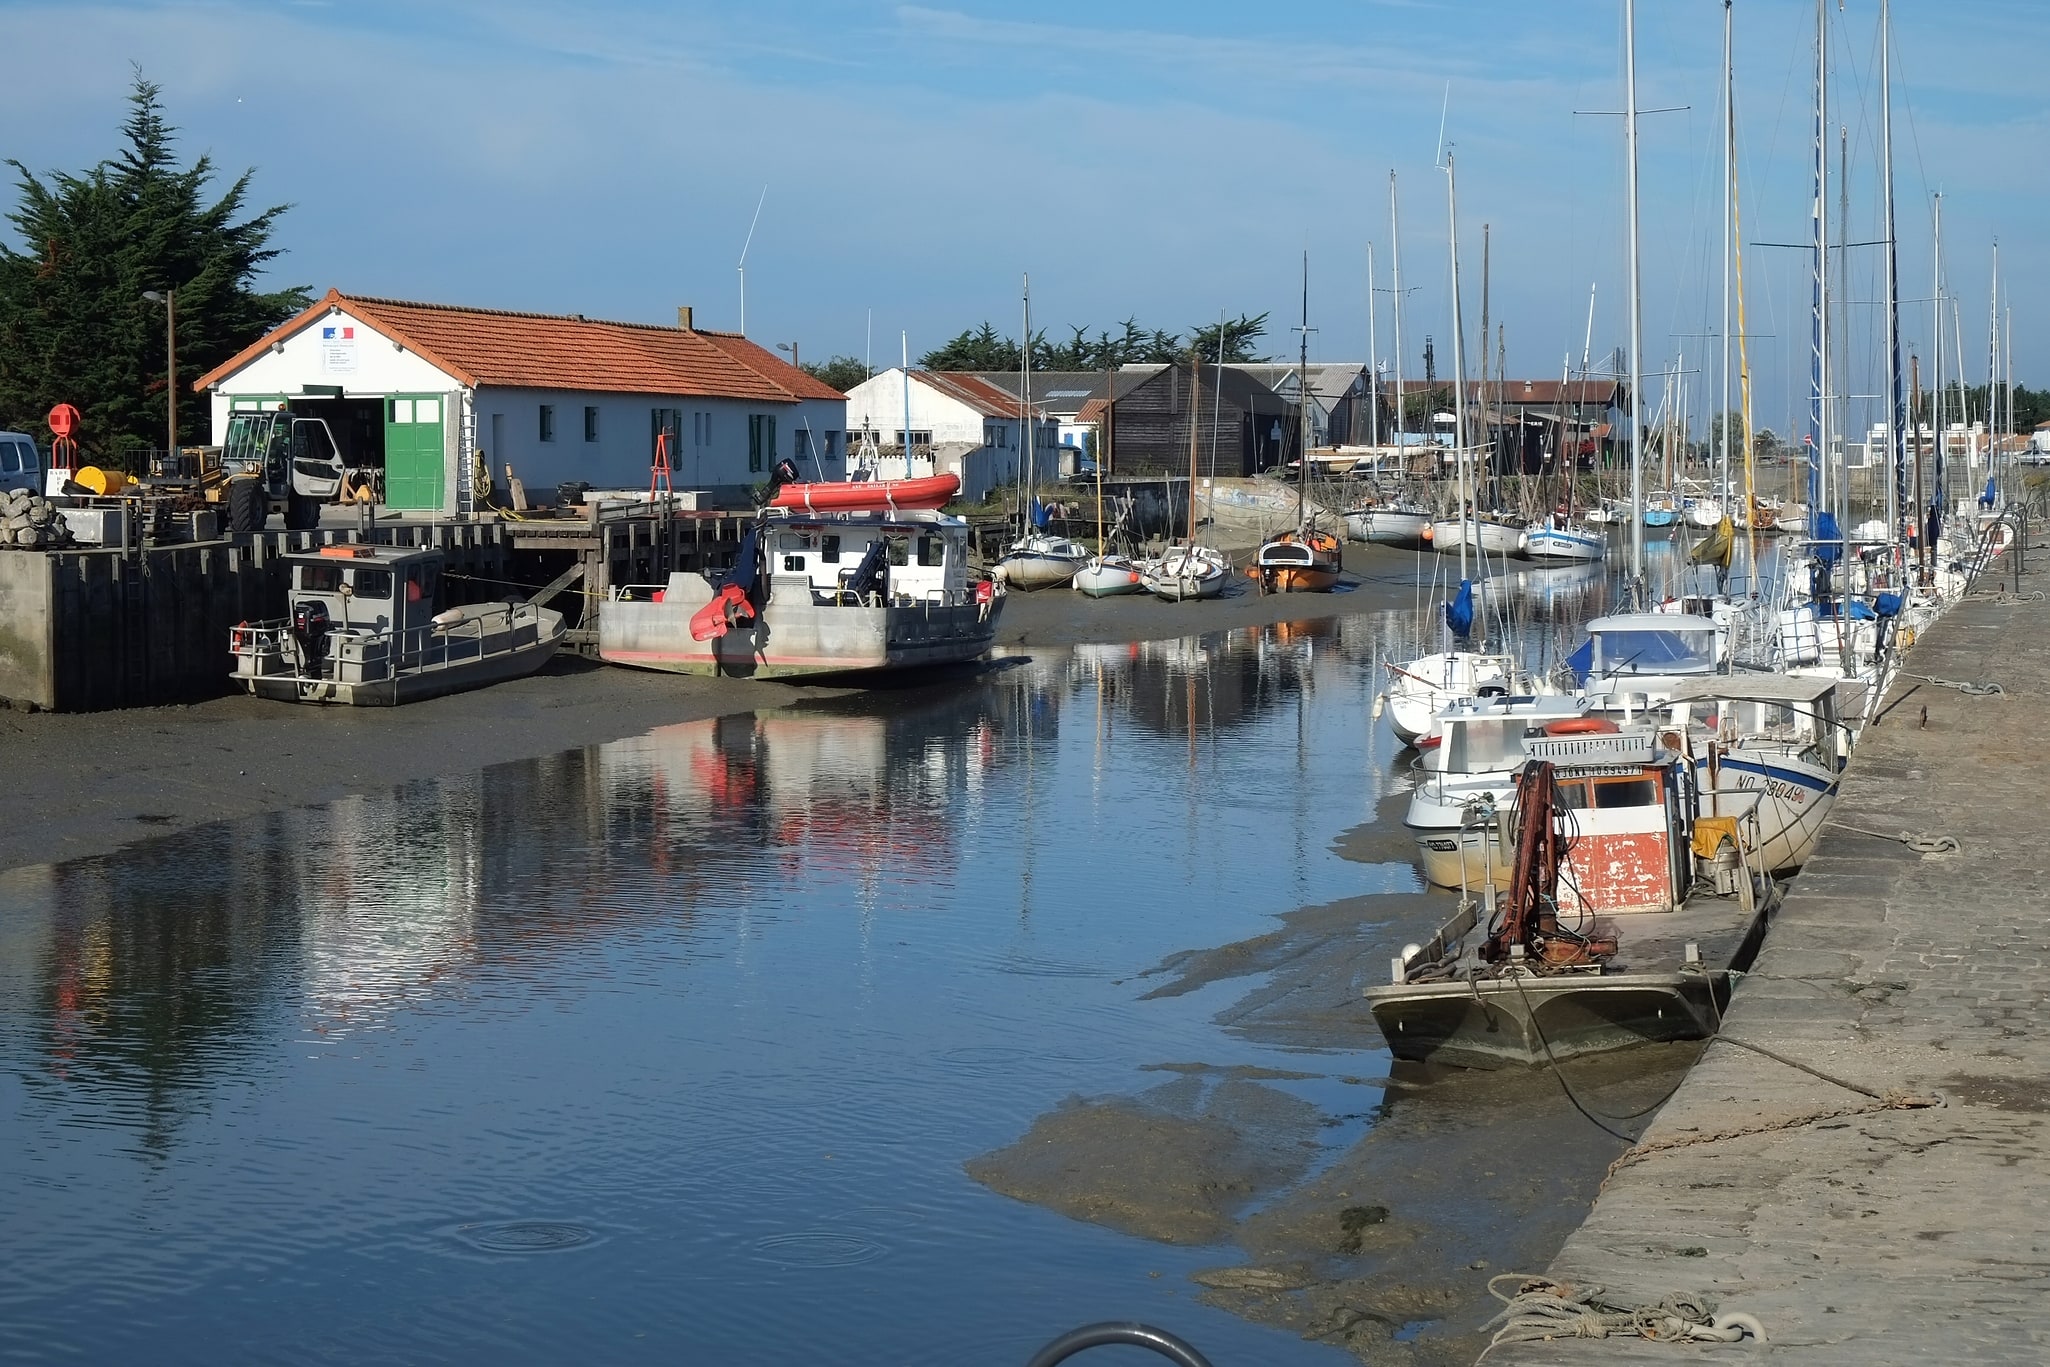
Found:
[676,305,694,331]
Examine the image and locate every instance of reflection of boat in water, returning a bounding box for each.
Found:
[1369,745,1778,1069]
[232,545,565,705]
[601,484,1002,679]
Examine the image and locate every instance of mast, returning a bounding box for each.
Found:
[1366,243,1381,453]
[1479,222,1492,512]
[1880,0,1909,560]
[1624,0,1647,585]
[1021,274,1034,527]
[1446,150,1472,582]
[1389,172,1408,459]
[1295,250,1313,535]
[1807,0,1828,519]
[1988,242,2000,498]
[1719,0,1734,516]
[1211,312,1225,530]
[1931,193,1946,552]
[1187,350,1202,545]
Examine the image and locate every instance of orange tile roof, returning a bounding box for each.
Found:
[917,370,1038,419]
[194,289,832,404]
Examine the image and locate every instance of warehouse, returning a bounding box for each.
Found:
[194,291,846,512]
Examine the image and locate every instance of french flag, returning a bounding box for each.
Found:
[321,326,356,340]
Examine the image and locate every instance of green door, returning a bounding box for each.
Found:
[384,394,445,510]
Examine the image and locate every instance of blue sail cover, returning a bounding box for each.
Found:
[1981,475,1998,508]
[1444,579,1475,638]
[1874,591,1904,618]
[1566,636,1594,685]
[1030,495,1051,530]
[1812,510,1843,567]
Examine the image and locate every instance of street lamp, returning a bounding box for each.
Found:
[775,341,800,370]
[141,288,176,454]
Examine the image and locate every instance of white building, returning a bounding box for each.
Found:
[194,290,846,512]
[841,368,1056,501]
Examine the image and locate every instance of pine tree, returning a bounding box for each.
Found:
[0,71,307,467]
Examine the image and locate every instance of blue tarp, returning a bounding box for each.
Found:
[1030,496,1051,530]
[1812,510,1843,567]
[1444,579,1475,638]
[1566,637,1594,685]
[1874,591,1904,618]
[1845,598,1876,621]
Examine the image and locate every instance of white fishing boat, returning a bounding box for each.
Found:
[601,497,1003,678]
[1140,543,1231,601]
[1072,554,1144,597]
[1402,694,1602,891]
[1522,518,1606,563]
[231,544,565,706]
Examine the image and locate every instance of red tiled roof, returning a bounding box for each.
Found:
[1075,397,1109,425]
[194,289,824,404]
[922,371,1040,418]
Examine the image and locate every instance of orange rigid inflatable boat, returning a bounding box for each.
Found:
[768,474,959,513]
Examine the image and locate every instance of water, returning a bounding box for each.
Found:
[0,546,1724,1365]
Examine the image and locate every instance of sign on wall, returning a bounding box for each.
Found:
[321,324,358,375]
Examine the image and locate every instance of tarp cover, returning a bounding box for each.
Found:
[1444,579,1475,638]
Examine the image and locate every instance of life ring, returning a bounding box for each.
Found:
[1543,716,1620,736]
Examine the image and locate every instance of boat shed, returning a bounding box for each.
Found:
[193,292,847,513]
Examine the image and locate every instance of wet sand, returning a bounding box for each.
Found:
[0,543,1429,874]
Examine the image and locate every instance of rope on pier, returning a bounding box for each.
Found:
[1966,589,2045,605]
[1900,672,2005,697]
[1477,1276,1764,1358]
[1829,821,1963,856]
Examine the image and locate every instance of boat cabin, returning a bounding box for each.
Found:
[1427,695,1591,775]
[285,543,442,638]
[1550,747,1691,917]
[1661,675,1848,769]
[762,507,978,606]
[1579,613,1719,680]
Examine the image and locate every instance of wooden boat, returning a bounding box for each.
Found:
[1430,514,1526,558]
[1522,519,1606,563]
[1366,750,1778,1069]
[230,544,564,705]
[768,473,958,513]
[600,506,1002,678]
[1344,504,1433,547]
[1249,527,1342,593]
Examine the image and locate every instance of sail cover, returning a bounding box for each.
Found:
[1444,579,1475,638]
[1811,510,1843,567]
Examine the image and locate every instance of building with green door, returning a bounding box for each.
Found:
[197,290,847,514]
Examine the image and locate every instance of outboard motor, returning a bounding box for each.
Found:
[765,458,801,501]
[291,599,331,662]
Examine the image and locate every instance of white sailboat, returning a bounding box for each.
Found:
[1139,350,1231,601]
[996,275,1084,591]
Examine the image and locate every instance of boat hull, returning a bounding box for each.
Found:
[1364,970,1732,1070]
[1429,519,1525,557]
[234,609,566,706]
[599,578,1002,678]
[768,475,958,512]
[1072,557,1145,597]
[1344,509,1432,547]
[1523,527,1606,562]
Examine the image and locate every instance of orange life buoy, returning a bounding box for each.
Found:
[1543,716,1620,737]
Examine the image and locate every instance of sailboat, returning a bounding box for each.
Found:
[1071,368,1145,597]
[1249,255,1344,594]
[996,275,1086,591]
[1140,352,1231,601]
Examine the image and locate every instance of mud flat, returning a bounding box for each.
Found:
[969,793,1706,1365]
[1494,550,2050,1364]
[0,543,1431,874]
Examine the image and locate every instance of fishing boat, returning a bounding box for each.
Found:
[230,543,565,705]
[1522,515,1605,563]
[1366,747,1778,1069]
[1249,256,1344,595]
[1402,694,1602,891]
[1660,675,1844,875]
[599,482,1003,678]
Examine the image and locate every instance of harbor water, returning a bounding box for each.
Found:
[0,535,1762,1364]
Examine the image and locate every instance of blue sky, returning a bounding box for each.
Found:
[4,0,2043,438]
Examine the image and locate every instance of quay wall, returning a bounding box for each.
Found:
[1494,545,2050,1365]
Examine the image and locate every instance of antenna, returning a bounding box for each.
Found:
[1434,83,1451,168]
[736,185,767,336]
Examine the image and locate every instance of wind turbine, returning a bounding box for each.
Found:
[736,186,767,336]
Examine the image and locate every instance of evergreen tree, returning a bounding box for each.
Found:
[0,72,307,467]
[798,355,871,394]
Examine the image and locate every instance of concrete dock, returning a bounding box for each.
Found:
[1496,541,2050,1365]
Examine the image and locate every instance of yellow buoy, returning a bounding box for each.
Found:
[73,466,129,496]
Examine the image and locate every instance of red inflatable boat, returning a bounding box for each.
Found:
[767,474,959,513]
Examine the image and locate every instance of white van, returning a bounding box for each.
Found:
[0,432,42,496]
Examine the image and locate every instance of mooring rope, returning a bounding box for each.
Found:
[1476,1275,1764,1358]
[1899,672,2005,697]
[1828,821,1962,856]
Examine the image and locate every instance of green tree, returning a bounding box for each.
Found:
[0,72,307,467]
[920,322,1019,371]
[1187,312,1269,364]
[798,355,870,393]
[1706,409,1748,459]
